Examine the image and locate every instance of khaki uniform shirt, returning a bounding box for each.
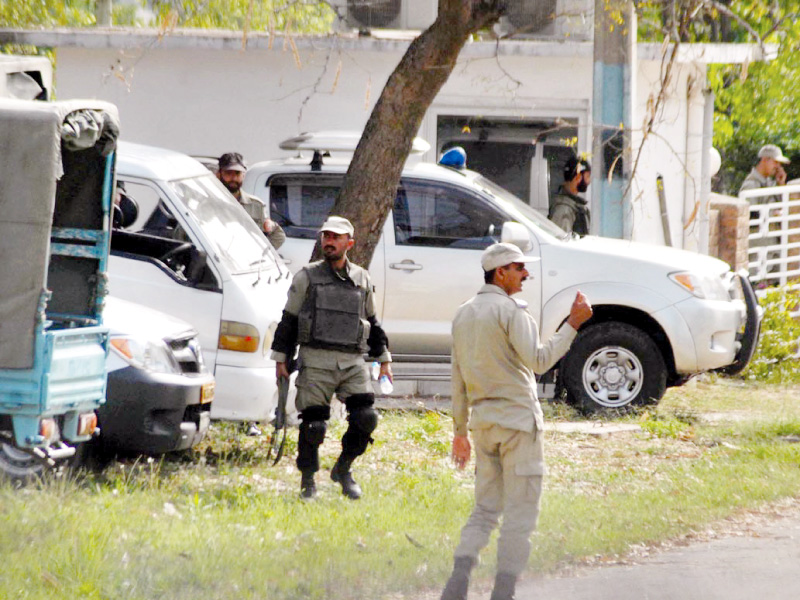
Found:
[270,259,391,370]
[451,284,577,437]
[739,168,779,205]
[237,190,287,249]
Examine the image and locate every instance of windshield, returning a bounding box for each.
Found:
[168,174,277,274]
[471,175,570,242]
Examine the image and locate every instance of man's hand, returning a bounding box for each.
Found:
[379,361,393,382]
[566,290,593,330]
[276,361,289,381]
[776,165,787,186]
[452,435,471,470]
[264,218,277,234]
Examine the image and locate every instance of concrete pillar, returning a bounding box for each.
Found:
[96,0,112,27]
[592,0,635,239]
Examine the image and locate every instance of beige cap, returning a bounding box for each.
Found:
[319,216,354,236]
[481,242,540,272]
[758,144,790,164]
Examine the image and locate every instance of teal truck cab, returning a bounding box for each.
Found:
[0,98,119,481]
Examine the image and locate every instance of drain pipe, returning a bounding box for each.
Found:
[698,87,714,255]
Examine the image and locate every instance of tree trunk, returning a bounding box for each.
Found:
[318,0,504,267]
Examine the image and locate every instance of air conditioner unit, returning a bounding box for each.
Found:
[506,0,559,36]
[505,0,592,40]
[334,0,437,31]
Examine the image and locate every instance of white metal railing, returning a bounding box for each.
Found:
[740,183,800,317]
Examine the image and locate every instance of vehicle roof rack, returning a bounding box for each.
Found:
[279,131,431,170]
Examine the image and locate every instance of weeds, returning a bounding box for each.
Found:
[1,382,800,599]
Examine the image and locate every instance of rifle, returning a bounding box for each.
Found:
[267,374,291,465]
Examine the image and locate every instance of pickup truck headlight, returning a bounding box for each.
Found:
[669,271,730,301]
[218,320,260,353]
[110,337,182,374]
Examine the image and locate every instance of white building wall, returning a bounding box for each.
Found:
[56,44,595,161]
[51,36,716,249]
[629,59,707,247]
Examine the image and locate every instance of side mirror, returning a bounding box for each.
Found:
[501,221,533,252]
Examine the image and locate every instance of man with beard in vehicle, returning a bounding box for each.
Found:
[271,216,392,499]
[548,156,592,236]
[217,152,286,249]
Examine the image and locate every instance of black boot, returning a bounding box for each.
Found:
[300,471,316,499]
[440,556,475,600]
[330,455,362,499]
[489,572,517,600]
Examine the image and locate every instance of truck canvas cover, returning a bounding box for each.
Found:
[0,98,118,369]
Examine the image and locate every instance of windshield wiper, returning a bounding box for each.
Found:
[249,256,271,267]
[253,242,289,286]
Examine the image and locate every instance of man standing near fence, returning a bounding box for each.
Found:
[739,144,790,200]
[739,145,791,279]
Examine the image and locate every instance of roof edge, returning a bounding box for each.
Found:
[0,28,772,64]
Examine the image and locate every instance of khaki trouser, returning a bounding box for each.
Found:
[295,362,371,411]
[454,424,544,576]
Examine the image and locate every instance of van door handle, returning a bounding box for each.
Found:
[390,260,423,271]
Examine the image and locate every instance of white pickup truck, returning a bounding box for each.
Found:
[242,132,761,413]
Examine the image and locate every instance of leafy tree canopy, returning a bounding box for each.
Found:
[636,1,800,193]
[149,0,334,32]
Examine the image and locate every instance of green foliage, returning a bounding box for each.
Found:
[0,0,96,29]
[0,1,335,38]
[638,411,693,439]
[742,286,800,383]
[401,410,449,456]
[150,0,334,32]
[635,1,800,193]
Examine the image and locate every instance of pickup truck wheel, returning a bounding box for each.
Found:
[0,440,47,483]
[562,323,667,414]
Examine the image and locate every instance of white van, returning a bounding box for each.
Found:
[110,142,293,421]
[242,132,761,413]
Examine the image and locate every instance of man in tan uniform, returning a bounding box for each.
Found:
[440,242,593,600]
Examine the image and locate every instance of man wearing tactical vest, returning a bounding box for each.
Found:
[547,156,591,237]
[271,216,392,499]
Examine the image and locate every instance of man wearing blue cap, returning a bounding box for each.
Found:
[440,242,592,600]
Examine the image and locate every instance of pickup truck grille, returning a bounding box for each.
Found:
[168,334,206,374]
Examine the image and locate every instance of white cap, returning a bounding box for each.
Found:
[481,242,540,272]
[758,144,790,164]
[319,216,354,236]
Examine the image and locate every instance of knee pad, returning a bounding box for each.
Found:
[349,405,378,436]
[300,420,327,446]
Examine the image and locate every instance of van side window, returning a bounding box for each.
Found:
[394,181,505,249]
[116,181,162,233]
[114,180,187,242]
[268,175,344,239]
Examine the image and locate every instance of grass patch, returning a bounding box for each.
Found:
[1,382,800,599]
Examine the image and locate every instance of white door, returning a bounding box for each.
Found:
[110,178,225,370]
[382,179,543,358]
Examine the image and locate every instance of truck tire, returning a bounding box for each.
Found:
[561,322,667,414]
[0,440,47,484]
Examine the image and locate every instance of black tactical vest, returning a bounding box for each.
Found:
[297,262,370,353]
